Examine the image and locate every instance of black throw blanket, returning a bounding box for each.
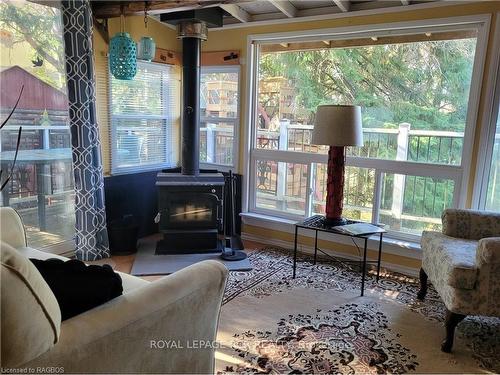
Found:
[30,258,123,321]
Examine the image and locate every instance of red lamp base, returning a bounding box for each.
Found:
[325,145,346,225]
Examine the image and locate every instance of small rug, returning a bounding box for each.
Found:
[130,238,252,275]
[216,248,500,374]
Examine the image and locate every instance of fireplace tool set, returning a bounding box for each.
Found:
[221,171,247,261]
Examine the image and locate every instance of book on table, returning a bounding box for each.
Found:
[332,223,385,236]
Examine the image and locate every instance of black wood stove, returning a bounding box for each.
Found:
[156,11,226,254]
[156,169,224,253]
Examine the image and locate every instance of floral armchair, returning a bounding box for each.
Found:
[418,209,500,352]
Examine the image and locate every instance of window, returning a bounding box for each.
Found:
[248,20,487,240]
[477,55,500,211]
[0,0,75,246]
[485,110,500,210]
[109,61,177,174]
[200,66,239,169]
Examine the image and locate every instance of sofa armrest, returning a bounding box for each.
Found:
[476,237,500,266]
[25,260,228,374]
[0,207,27,248]
[442,208,500,240]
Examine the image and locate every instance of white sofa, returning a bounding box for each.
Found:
[0,207,228,374]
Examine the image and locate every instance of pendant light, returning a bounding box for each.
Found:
[137,2,156,61]
[109,6,137,80]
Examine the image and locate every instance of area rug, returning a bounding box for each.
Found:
[216,248,500,374]
[130,237,252,275]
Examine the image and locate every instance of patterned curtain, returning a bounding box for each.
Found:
[61,0,110,260]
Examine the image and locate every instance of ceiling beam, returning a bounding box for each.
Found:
[91,1,249,19]
[219,4,251,23]
[268,0,297,18]
[332,0,350,13]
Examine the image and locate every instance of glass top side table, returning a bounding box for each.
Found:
[293,215,386,296]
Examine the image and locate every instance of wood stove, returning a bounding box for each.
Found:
[156,12,226,254]
[156,170,224,254]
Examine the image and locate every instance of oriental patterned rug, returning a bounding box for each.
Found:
[216,248,499,374]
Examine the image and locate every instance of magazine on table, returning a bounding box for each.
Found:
[332,223,385,236]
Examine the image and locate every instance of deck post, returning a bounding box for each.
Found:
[391,123,410,230]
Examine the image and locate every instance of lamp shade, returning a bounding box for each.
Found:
[312,105,363,146]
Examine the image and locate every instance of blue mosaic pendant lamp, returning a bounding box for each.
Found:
[109,12,137,80]
[137,2,156,61]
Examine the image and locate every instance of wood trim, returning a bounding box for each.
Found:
[92,16,109,44]
[201,50,240,65]
[260,29,478,53]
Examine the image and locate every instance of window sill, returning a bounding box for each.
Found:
[240,211,422,261]
[199,163,237,173]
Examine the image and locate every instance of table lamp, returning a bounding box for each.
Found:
[312,105,363,226]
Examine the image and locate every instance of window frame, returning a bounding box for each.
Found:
[109,60,175,175]
[473,13,500,211]
[199,65,241,172]
[244,15,491,242]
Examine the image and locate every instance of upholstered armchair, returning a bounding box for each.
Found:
[418,209,500,352]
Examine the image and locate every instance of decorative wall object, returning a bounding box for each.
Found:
[153,47,181,65]
[201,50,240,66]
[109,14,137,80]
[61,0,110,260]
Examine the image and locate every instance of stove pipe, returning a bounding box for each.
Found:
[178,21,207,176]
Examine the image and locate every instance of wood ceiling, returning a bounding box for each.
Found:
[91,0,448,28]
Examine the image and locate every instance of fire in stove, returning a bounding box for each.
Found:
[171,205,212,222]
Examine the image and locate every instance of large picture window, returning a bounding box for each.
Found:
[200,66,239,169]
[248,20,486,240]
[109,61,177,174]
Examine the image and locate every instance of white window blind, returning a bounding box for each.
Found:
[109,61,177,174]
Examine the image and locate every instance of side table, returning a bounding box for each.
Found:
[293,215,386,296]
